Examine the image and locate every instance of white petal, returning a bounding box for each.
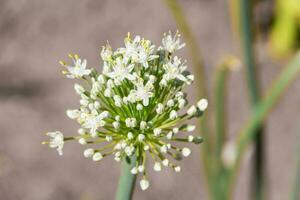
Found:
[182,148,191,157]
[197,98,208,111]
[140,179,150,190]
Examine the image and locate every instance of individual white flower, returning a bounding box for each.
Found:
[63,55,91,79]
[182,147,191,157]
[167,99,175,107]
[93,152,103,161]
[83,148,94,158]
[148,75,156,83]
[90,81,101,99]
[97,74,105,84]
[99,111,110,119]
[106,79,115,89]
[160,145,168,153]
[197,98,208,111]
[187,105,197,116]
[186,74,194,85]
[82,114,106,136]
[163,56,187,82]
[166,131,173,139]
[178,98,186,109]
[101,45,113,61]
[78,138,87,145]
[114,152,121,162]
[153,128,162,137]
[188,135,194,142]
[107,57,135,85]
[115,115,120,121]
[135,42,158,68]
[153,162,162,171]
[138,165,145,173]
[187,125,196,132]
[172,127,179,134]
[138,134,145,141]
[102,61,111,75]
[104,88,112,97]
[119,35,141,62]
[78,128,85,135]
[174,166,181,172]
[130,79,154,106]
[131,167,138,174]
[140,178,150,190]
[125,146,135,156]
[127,132,134,140]
[125,118,137,128]
[74,83,85,95]
[106,135,113,142]
[136,103,143,111]
[113,121,120,129]
[143,145,150,151]
[159,78,168,87]
[162,159,169,166]
[80,99,89,107]
[46,131,64,156]
[169,110,178,120]
[161,31,185,53]
[166,143,171,149]
[140,121,147,130]
[66,109,80,119]
[156,103,164,114]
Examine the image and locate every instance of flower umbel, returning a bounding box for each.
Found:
[43,32,207,190]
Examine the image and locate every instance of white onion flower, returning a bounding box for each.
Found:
[44,131,64,156]
[61,54,91,79]
[161,31,185,53]
[43,32,207,191]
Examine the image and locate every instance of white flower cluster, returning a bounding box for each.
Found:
[44,32,207,191]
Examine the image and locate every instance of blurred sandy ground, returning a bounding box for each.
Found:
[0,0,300,199]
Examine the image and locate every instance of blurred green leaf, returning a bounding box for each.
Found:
[290,137,300,200]
[269,0,300,57]
[213,57,240,200]
[228,51,300,194]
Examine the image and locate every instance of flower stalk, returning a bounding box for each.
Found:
[116,155,137,200]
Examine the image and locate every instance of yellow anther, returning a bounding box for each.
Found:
[59,60,66,66]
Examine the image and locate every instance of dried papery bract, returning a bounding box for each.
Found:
[43,32,207,190]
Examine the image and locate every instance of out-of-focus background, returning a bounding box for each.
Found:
[0,0,300,199]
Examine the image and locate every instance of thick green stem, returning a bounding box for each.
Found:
[239,0,264,199]
[115,156,137,200]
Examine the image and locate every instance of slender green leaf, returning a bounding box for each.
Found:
[239,0,264,198]
[228,52,300,195]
